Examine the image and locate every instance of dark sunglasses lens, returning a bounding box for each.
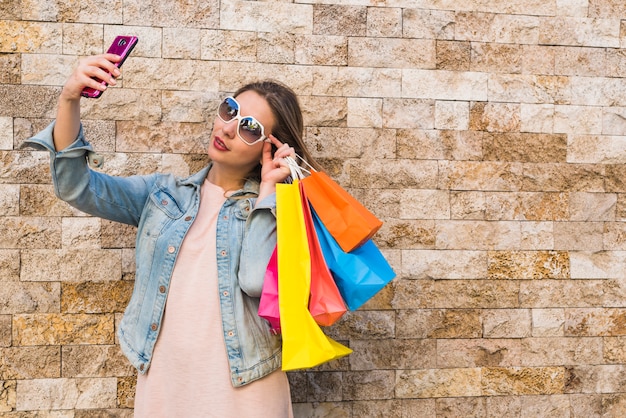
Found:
[239,117,263,143]
[219,98,238,121]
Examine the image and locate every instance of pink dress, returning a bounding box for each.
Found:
[134,180,293,418]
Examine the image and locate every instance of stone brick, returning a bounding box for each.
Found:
[439,161,524,191]
[555,46,607,76]
[0,282,60,314]
[482,366,565,395]
[396,368,481,398]
[403,69,488,101]
[116,120,209,153]
[539,17,620,48]
[124,0,218,28]
[313,66,401,98]
[403,9,455,40]
[0,380,16,413]
[483,309,532,338]
[565,308,626,337]
[21,249,122,282]
[326,311,394,340]
[367,8,402,38]
[520,280,605,308]
[484,132,567,163]
[0,53,20,84]
[376,220,435,249]
[0,346,60,379]
[487,250,569,279]
[257,32,295,65]
[532,308,565,337]
[295,35,347,67]
[470,102,521,133]
[521,337,603,366]
[117,376,136,409]
[163,27,202,59]
[352,399,403,418]
[61,281,133,314]
[396,309,482,339]
[21,53,77,86]
[292,402,351,417]
[522,163,605,192]
[200,30,257,62]
[0,21,61,53]
[342,370,394,401]
[303,127,396,160]
[347,159,438,189]
[437,338,522,368]
[13,313,115,345]
[19,184,82,217]
[436,40,470,71]
[0,217,61,249]
[348,38,435,69]
[0,315,10,346]
[16,377,117,410]
[565,364,626,393]
[62,345,134,378]
[313,5,366,37]
[471,42,523,74]
[349,338,436,371]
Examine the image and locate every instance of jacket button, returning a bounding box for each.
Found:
[185,216,192,221]
[220,250,226,256]
[161,200,168,205]
[139,364,145,371]
[159,285,166,293]
[151,323,158,331]
[223,291,229,297]
[168,246,175,253]
[227,331,234,337]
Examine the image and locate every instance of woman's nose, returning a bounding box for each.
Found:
[222,119,237,138]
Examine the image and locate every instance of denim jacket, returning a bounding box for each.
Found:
[25,122,282,387]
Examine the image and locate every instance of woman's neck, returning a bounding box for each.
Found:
[206,165,246,192]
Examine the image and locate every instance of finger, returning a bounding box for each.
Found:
[261,139,273,165]
[267,134,285,149]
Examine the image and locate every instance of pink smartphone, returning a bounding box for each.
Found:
[81,35,138,99]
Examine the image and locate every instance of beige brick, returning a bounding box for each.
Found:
[0,184,18,216]
[483,309,531,338]
[487,250,569,279]
[554,221,604,250]
[348,38,435,69]
[124,0,218,28]
[450,191,486,219]
[392,278,519,309]
[521,337,603,366]
[0,21,61,53]
[539,17,620,48]
[435,100,469,130]
[21,249,122,282]
[470,102,521,133]
[0,116,12,150]
[295,35,347,66]
[436,40,470,71]
[350,339,436,370]
[62,345,134,378]
[313,66,401,98]
[304,126,396,160]
[396,309,482,339]
[301,95,347,128]
[488,74,570,104]
[383,98,434,129]
[522,45,555,75]
[0,346,60,379]
[219,62,314,96]
[0,380,16,413]
[520,103,554,133]
[565,364,626,393]
[402,9,455,40]
[437,338,522,368]
[439,161,524,191]
[116,120,209,153]
[471,43,523,74]
[258,32,296,65]
[292,402,351,418]
[346,159,438,189]
[61,281,133,314]
[0,53,20,84]
[435,220,521,250]
[565,308,626,337]
[327,311,394,340]
[522,163,605,192]
[376,220,435,250]
[555,105,603,135]
[532,308,565,336]
[313,5,366,36]
[201,30,257,62]
[399,189,450,220]
[343,370,395,401]
[396,368,481,398]
[520,279,604,308]
[221,1,311,34]
[61,23,102,56]
[0,315,10,347]
[16,377,117,410]
[482,366,565,395]
[347,98,382,128]
[0,282,60,314]
[484,192,569,221]
[521,221,555,250]
[555,46,607,77]
[0,217,61,249]
[162,27,202,59]
[483,132,567,163]
[367,8,402,38]
[402,69,488,101]
[352,400,403,418]
[13,313,114,345]
[19,184,82,217]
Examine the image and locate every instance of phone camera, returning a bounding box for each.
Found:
[118,39,127,46]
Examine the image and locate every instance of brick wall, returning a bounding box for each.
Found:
[2,0,626,416]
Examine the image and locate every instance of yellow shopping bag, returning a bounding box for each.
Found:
[276,180,352,371]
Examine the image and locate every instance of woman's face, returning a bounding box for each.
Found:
[208,90,275,174]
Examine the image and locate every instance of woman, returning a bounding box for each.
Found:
[25,53,321,417]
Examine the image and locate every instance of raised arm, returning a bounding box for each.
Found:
[53,54,122,151]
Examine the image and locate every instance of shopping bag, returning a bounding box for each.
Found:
[277,180,352,371]
[299,182,347,327]
[258,246,281,335]
[301,170,383,252]
[312,207,396,311]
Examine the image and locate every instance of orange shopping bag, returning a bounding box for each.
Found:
[301,170,382,252]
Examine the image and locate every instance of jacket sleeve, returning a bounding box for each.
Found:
[238,193,277,297]
[23,121,156,227]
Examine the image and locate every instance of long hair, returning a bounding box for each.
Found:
[233,80,322,182]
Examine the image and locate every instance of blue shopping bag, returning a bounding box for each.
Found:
[311,207,396,311]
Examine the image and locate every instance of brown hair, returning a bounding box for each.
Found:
[233,80,322,181]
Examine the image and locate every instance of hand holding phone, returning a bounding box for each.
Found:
[81,36,138,99]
